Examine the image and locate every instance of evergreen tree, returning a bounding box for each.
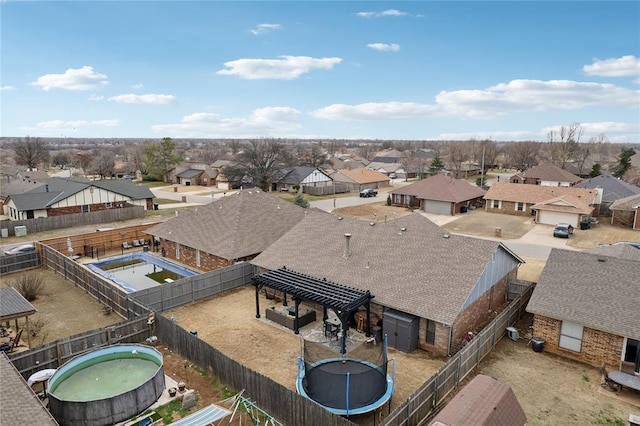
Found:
[293,193,309,208]
[612,148,635,178]
[589,163,602,178]
[429,156,445,175]
[386,194,392,206]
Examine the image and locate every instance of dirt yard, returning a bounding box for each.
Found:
[334,202,414,222]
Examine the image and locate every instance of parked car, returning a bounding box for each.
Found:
[359,188,378,198]
[389,173,397,179]
[3,243,36,256]
[553,223,574,238]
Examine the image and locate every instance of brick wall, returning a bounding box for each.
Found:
[612,210,635,228]
[159,241,233,272]
[532,315,624,370]
[48,201,129,216]
[486,200,531,216]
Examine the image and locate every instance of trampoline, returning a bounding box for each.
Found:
[296,335,394,416]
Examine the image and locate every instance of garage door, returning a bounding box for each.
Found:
[538,210,578,227]
[424,200,451,215]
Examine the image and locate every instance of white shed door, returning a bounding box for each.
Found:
[424,200,451,215]
[539,210,579,227]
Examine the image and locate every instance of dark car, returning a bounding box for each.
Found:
[3,244,36,256]
[359,188,378,198]
[553,223,574,238]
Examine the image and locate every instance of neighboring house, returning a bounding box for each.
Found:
[527,248,640,373]
[609,193,640,229]
[167,162,218,187]
[330,167,390,193]
[575,174,640,216]
[252,212,523,356]
[272,167,332,193]
[390,175,486,215]
[211,160,240,190]
[429,375,526,426]
[2,177,154,220]
[145,189,306,271]
[371,149,406,164]
[509,163,583,187]
[484,182,597,227]
[447,161,482,179]
[366,161,403,177]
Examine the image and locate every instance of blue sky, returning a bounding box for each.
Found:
[1,1,639,142]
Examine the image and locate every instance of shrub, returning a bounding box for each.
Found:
[10,272,45,302]
[386,194,392,206]
[293,193,309,208]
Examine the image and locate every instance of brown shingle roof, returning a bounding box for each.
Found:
[519,163,583,184]
[530,195,594,215]
[146,189,306,260]
[527,249,640,340]
[609,193,640,211]
[484,182,596,205]
[391,175,486,202]
[252,211,518,324]
[334,167,391,184]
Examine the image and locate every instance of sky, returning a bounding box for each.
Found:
[1,1,639,142]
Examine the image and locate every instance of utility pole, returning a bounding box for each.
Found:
[480,144,486,188]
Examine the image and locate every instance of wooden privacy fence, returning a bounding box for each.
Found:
[381,284,534,426]
[304,183,349,196]
[155,315,356,426]
[0,205,145,236]
[130,262,257,312]
[9,317,151,380]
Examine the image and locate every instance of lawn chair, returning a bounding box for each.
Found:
[600,364,620,392]
[132,239,142,247]
[122,242,131,250]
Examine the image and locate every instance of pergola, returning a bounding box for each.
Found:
[0,287,36,350]
[253,267,374,354]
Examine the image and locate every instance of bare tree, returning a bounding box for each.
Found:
[446,141,468,177]
[224,139,291,191]
[357,144,376,161]
[298,144,329,168]
[547,122,583,169]
[507,141,541,171]
[471,139,499,172]
[75,151,94,176]
[12,137,50,170]
[94,154,115,179]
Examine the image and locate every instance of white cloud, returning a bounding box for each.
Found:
[132,83,144,89]
[311,102,436,120]
[36,119,120,129]
[583,55,640,79]
[438,131,537,141]
[0,85,16,92]
[108,94,176,104]
[152,107,301,137]
[88,95,104,101]
[367,43,400,52]
[30,66,108,91]
[217,56,342,80]
[543,121,638,136]
[356,9,412,18]
[250,23,282,35]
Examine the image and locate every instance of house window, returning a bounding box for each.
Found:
[81,205,89,213]
[176,243,180,259]
[196,249,201,267]
[426,320,436,345]
[624,338,639,373]
[492,200,501,209]
[559,321,583,352]
[516,202,525,211]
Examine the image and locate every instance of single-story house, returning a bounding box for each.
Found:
[167,162,218,187]
[145,189,306,271]
[447,161,482,179]
[484,182,597,227]
[429,375,526,426]
[575,174,640,217]
[372,149,406,164]
[211,160,240,190]
[510,163,583,187]
[252,211,524,356]
[271,167,332,193]
[609,193,640,229]
[2,177,154,220]
[390,175,486,215]
[330,167,390,193]
[526,248,640,373]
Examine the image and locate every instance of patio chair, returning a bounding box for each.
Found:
[132,239,142,247]
[122,242,131,250]
[600,364,620,392]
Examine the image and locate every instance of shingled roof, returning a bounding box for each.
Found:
[391,174,486,202]
[484,182,596,205]
[575,174,640,204]
[609,193,640,211]
[516,163,583,184]
[252,211,520,324]
[333,167,390,184]
[146,189,306,260]
[527,249,640,341]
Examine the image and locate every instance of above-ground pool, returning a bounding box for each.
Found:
[87,252,199,293]
[47,344,165,426]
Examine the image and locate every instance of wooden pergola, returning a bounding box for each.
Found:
[0,287,35,350]
[253,267,374,354]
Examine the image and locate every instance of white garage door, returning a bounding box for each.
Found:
[538,210,579,227]
[424,200,451,215]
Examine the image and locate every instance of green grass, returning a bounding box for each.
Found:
[156,399,190,424]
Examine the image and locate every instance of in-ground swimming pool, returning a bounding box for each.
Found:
[47,344,165,426]
[87,252,199,293]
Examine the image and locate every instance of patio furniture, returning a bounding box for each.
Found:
[324,317,340,339]
[132,239,142,247]
[608,371,640,394]
[122,242,131,250]
[600,365,621,392]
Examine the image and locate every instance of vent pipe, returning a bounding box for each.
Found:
[343,233,352,258]
[45,184,49,192]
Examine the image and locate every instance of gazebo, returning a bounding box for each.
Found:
[0,287,36,350]
[253,267,374,354]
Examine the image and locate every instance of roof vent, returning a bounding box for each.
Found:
[400,227,407,232]
[337,216,343,220]
[343,233,352,258]
[443,233,450,239]
[369,222,375,226]
[597,257,606,262]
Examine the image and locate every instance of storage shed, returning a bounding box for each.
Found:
[383,309,419,353]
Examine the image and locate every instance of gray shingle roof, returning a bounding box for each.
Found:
[278,167,319,184]
[527,248,640,340]
[585,244,640,261]
[391,174,486,202]
[0,287,37,320]
[575,174,640,203]
[176,169,204,178]
[252,212,515,324]
[0,352,58,425]
[146,189,306,260]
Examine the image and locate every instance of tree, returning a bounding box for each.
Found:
[94,154,115,179]
[224,139,291,191]
[428,156,445,175]
[293,193,309,208]
[298,143,329,169]
[144,137,183,181]
[589,163,602,178]
[12,137,50,170]
[612,148,635,178]
[386,194,392,206]
[547,122,582,169]
[52,152,70,169]
[75,151,94,176]
[507,141,540,171]
[446,141,468,178]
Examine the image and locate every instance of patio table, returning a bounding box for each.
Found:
[608,371,640,393]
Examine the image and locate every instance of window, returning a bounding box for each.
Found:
[196,249,201,267]
[105,202,112,208]
[426,320,436,345]
[492,199,501,209]
[624,338,639,373]
[81,205,89,213]
[516,202,525,211]
[176,243,180,259]
[559,321,583,352]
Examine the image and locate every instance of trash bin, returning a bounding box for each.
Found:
[531,337,545,352]
[153,203,159,210]
[143,245,149,252]
[506,326,519,341]
[460,206,468,213]
[373,326,383,344]
[580,220,591,230]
